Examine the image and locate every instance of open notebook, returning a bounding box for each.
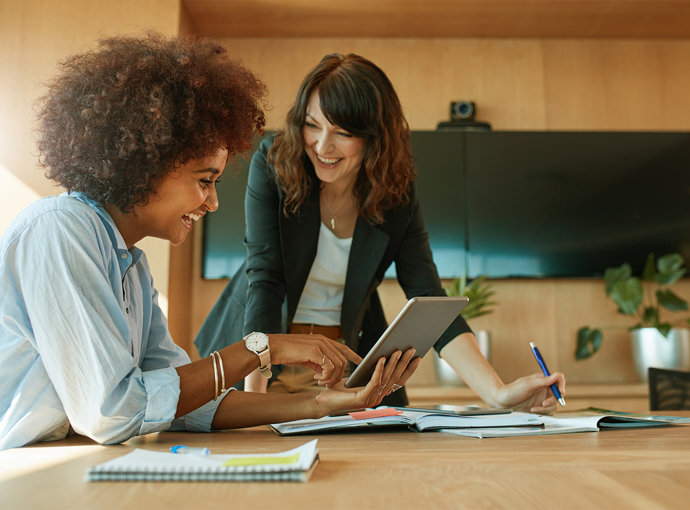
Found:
[441,408,690,438]
[86,439,319,482]
[269,408,541,436]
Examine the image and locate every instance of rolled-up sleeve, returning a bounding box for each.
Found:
[141,279,231,433]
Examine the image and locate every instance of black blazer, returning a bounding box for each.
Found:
[195,137,472,402]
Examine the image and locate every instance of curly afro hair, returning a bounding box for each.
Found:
[36,31,267,212]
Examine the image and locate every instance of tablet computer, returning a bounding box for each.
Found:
[344,296,469,388]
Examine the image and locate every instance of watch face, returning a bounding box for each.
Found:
[246,333,268,352]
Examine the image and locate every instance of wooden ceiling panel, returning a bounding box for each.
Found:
[181,0,690,39]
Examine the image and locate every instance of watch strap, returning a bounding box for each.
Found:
[244,332,272,378]
[257,348,271,372]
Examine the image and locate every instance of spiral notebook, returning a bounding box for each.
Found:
[86,439,319,482]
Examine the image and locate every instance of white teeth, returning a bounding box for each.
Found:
[317,154,341,165]
[186,213,201,221]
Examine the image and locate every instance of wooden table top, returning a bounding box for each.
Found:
[1,412,689,510]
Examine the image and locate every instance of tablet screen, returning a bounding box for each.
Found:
[344,296,468,388]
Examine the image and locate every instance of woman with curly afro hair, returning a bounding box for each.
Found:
[0,32,416,451]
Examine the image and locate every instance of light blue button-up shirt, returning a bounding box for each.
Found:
[0,193,226,451]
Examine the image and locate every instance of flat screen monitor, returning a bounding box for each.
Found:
[465,131,690,277]
[201,131,690,280]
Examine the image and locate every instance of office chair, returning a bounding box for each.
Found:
[648,367,690,411]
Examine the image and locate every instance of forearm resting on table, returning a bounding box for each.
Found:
[439,332,505,408]
[211,390,318,429]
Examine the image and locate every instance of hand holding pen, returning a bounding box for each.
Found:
[530,342,566,407]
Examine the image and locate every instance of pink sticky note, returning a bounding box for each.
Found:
[349,408,403,420]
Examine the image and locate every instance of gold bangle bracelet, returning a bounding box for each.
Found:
[211,352,219,401]
[215,350,227,394]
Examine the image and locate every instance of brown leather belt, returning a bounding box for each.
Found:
[290,323,344,341]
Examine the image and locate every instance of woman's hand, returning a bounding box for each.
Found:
[493,372,566,415]
[313,348,421,414]
[268,333,362,387]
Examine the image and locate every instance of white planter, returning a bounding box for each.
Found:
[434,330,490,386]
[631,328,690,382]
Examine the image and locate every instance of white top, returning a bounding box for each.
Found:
[293,222,353,326]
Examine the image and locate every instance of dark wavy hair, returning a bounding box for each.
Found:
[268,53,415,225]
[36,31,267,212]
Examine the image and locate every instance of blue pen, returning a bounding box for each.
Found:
[529,342,565,407]
[170,445,210,455]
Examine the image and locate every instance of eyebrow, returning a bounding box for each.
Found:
[193,167,222,175]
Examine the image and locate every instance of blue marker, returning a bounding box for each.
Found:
[170,445,210,455]
[529,342,565,407]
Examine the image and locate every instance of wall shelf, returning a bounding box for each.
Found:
[183,0,690,39]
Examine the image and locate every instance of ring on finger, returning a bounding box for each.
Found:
[392,384,402,391]
[322,355,332,366]
[376,385,386,396]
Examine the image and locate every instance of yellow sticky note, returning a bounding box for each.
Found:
[222,452,301,467]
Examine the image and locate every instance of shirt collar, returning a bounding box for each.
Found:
[64,192,144,271]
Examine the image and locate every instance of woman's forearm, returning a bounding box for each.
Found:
[210,390,319,429]
[439,332,505,408]
[175,342,259,418]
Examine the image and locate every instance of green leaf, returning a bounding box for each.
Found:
[604,264,632,296]
[656,289,689,312]
[657,269,686,286]
[464,310,493,320]
[657,253,686,285]
[576,327,603,360]
[454,274,497,320]
[641,306,658,326]
[444,276,462,297]
[657,323,672,337]
[657,253,684,272]
[642,253,657,282]
[610,277,643,316]
[457,274,467,295]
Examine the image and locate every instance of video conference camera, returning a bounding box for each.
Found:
[437,100,491,131]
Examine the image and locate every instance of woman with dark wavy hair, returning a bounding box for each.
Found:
[0,36,415,451]
[196,53,565,413]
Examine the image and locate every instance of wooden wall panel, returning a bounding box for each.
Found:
[543,40,690,130]
[176,37,690,385]
[0,0,181,197]
[219,38,550,130]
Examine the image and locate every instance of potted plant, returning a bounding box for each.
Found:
[434,274,498,386]
[576,253,690,380]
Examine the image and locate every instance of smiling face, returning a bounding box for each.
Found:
[302,91,366,190]
[123,148,228,247]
